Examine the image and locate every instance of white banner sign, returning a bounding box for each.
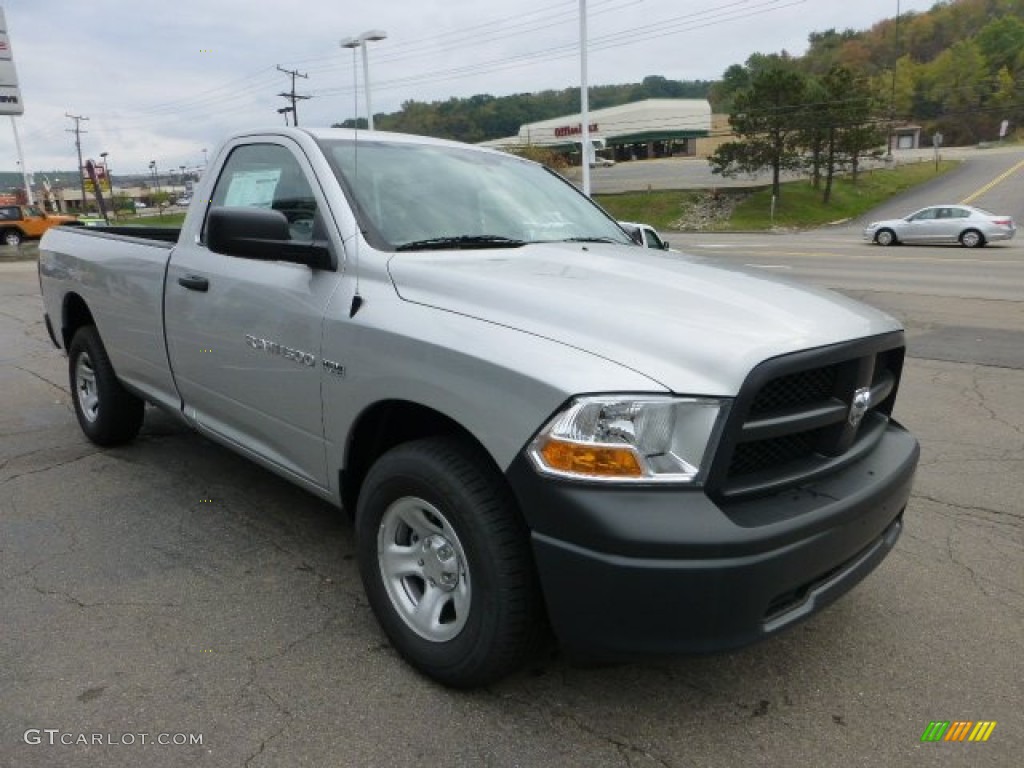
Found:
[0,6,25,115]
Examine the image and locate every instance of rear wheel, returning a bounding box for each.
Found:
[874,229,897,246]
[2,229,22,247]
[959,229,985,248]
[356,436,544,688]
[68,326,144,445]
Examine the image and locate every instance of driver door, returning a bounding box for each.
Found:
[164,139,343,490]
[903,207,939,243]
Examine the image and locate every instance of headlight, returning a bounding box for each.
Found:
[528,395,727,484]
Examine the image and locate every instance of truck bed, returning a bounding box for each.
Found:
[72,225,181,245]
[39,223,181,410]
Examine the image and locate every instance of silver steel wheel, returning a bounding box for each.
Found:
[377,496,471,643]
[74,352,100,423]
[3,229,21,247]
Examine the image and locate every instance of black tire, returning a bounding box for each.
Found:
[959,229,985,248]
[356,436,545,688]
[2,228,22,247]
[874,228,897,246]
[68,326,144,446]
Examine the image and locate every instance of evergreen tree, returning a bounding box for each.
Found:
[709,61,808,200]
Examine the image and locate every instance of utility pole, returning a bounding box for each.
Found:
[65,113,89,212]
[276,65,311,127]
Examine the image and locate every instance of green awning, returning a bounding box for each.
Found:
[608,130,708,144]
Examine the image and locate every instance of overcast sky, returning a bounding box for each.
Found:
[2,0,935,176]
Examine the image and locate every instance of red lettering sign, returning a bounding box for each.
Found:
[554,123,599,138]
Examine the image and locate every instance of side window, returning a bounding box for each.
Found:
[203,143,318,244]
[0,207,17,221]
[25,206,44,218]
[951,208,970,219]
[912,209,937,221]
[645,228,665,249]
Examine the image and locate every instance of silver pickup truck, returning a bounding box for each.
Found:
[39,128,919,687]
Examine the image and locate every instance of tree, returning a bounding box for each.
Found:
[799,78,831,189]
[803,28,860,75]
[708,63,751,112]
[709,62,808,201]
[990,66,1018,132]
[924,39,989,142]
[818,65,875,203]
[976,15,1024,74]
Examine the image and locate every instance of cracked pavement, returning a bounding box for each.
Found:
[1,255,1021,767]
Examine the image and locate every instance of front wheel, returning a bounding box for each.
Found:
[874,229,897,246]
[959,229,985,248]
[356,437,544,688]
[68,326,145,445]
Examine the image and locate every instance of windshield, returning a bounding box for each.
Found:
[318,139,633,251]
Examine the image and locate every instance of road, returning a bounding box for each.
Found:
[567,143,1024,201]
[1,152,1022,767]
[665,146,1024,371]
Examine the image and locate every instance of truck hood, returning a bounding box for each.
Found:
[387,243,901,395]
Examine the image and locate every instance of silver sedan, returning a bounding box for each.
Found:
[863,205,1016,248]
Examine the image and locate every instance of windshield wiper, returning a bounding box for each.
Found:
[395,235,526,251]
[555,236,623,244]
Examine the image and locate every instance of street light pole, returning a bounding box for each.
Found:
[100,151,111,191]
[579,0,591,197]
[149,160,161,193]
[360,42,374,130]
[100,151,112,221]
[341,30,387,130]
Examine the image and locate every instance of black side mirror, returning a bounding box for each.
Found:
[206,206,333,271]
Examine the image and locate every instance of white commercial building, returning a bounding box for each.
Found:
[482,99,712,162]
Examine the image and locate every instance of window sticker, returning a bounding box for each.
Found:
[223,169,281,207]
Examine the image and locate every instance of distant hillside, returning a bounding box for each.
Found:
[334,75,713,144]
[0,171,77,190]
[717,0,1024,144]
[0,171,159,189]
[329,1,1023,148]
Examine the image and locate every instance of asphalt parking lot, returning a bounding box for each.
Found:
[1,242,1021,767]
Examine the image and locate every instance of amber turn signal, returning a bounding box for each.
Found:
[538,438,643,478]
